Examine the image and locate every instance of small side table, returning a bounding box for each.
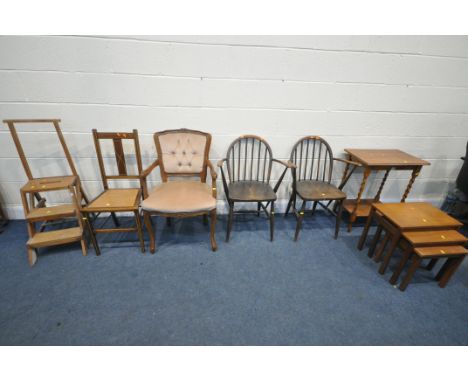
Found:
[341,149,430,231]
[358,202,463,275]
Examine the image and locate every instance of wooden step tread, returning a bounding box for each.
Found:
[403,230,468,246]
[26,204,76,221]
[21,176,76,193]
[414,245,468,258]
[27,227,82,248]
[343,199,380,217]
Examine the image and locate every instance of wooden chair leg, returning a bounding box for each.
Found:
[270,201,275,241]
[399,256,422,291]
[111,212,120,227]
[84,213,100,256]
[379,233,401,274]
[285,192,295,216]
[257,202,261,217]
[143,211,156,254]
[80,239,88,256]
[210,209,217,251]
[226,202,234,242]
[27,246,37,267]
[334,199,343,239]
[426,258,438,271]
[390,246,412,285]
[438,256,465,288]
[367,225,383,258]
[311,201,318,215]
[134,210,145,253]
[373,231,390,262]
[294,200,306,242]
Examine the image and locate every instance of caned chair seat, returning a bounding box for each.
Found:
[84,188,141,212]
[141,181,216,214]
[228,181,277,202]
[296,180,346,201]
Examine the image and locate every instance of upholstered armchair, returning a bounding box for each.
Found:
[140,129,217,252]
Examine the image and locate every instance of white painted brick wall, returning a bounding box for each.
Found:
[1,35,467,218]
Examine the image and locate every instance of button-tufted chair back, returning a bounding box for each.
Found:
[154,129,212,182]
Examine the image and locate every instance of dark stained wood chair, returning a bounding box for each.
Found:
[81,130,145,255]
[218,135,294,242]
[140,129,217,253]
[285,136,361,240]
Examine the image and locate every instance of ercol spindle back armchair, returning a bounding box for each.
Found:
[285,136,361,240]
[218,135,294,241]
[81,130,146,255]
[140,129,218,252]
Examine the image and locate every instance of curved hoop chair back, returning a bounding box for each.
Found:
[290,136,334,184]
[226,135,273,183]
[154,129,212,183]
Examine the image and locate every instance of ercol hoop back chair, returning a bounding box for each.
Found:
[3,119,93,266]
[80,129,146,255]
[140,129,218,253]
[285,136,361,240]
[218,135,294,241]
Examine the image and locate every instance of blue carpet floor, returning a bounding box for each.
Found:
[0,211,467,345]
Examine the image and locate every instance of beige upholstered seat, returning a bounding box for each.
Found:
[141,181,216,213]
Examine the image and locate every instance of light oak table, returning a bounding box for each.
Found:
[341,149,430,231]
[358,202,463,276]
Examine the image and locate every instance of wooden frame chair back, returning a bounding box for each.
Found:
[290,136,334,183]
[3,119,79,180]
[92,129,144,190]
[153,129,212,183]
[226,135,273,184]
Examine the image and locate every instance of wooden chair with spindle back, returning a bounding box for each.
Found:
[140,129,218,253]
[218,135,294,242]
[81,130,145,255]
[285,136,361,240]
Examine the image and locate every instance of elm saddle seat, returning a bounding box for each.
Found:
[228,181,277,202]
[295,180,346,201]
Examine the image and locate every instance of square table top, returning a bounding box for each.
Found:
[373,202,462,230]
[344,149,430,167]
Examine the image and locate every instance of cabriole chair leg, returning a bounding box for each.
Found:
[210,209,218,251]
[144,211,156,254]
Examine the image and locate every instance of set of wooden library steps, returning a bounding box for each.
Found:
[3,119,92,266]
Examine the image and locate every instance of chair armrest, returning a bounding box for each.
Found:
[217,158,227,168]
[273,158,296,168]
[207,160,217,180]
[140,159,160,179]
[333,157,362,167]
